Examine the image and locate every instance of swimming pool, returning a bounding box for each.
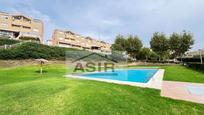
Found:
[80,69,158,83]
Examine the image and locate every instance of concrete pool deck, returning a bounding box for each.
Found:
[66,69,165,90]
[161,81,204,104]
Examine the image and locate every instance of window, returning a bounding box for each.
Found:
[22,26,31,29]
[12,24,21,27]
[23,17,31,23]
[70,38,75,41]
[12,16,21,21]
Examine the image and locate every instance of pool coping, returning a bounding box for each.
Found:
[65,69,165,90]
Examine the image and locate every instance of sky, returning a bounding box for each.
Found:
[0,0,204,50]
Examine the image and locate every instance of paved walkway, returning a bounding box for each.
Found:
[161,81,204,104]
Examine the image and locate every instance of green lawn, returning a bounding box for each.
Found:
[163,65,204,83]
[0,64,204,115]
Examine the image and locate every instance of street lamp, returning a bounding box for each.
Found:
[199,49,203,64]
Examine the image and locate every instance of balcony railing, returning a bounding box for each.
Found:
[19,32,40,38]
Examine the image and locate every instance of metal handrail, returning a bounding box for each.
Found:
[0,40,34,49]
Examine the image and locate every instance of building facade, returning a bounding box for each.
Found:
[50,29,111,54]
[0,11,44,43]
[184,49,204,58]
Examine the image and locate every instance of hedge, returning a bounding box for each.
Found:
[187,62,204,71]
[0,42,125,61]
[178,57,204,62]
[0,38,20,46]
[0,42,67,60]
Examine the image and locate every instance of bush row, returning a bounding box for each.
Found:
[187,63,204,71]
[0,38,20,46]
[0,42,67,60]
[0,42,126,61]
[178,57,204,62]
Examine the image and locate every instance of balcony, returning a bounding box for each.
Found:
[12,20,22,25]
[21,21,31,27]
[12,16,31,27]
[19,32,39,38]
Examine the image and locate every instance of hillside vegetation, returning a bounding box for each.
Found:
[0,38,20,46]
[0,38,81,60]
[0,38,124,61]
[0,42,78,60]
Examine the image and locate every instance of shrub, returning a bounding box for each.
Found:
[187,63,204,71]
[0,42,67,60]
[0,42,125,61]
[0,38,20,45]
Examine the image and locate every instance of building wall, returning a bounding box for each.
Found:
[185,49,204,58]
[0,11,43,43]
[51,29,111,53]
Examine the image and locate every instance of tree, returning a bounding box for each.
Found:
[149,51,159,61]
[111,35,126,51]
[169,32,181,58]
[169,31,194,59]
[126,35,143,58]
[180,31,194,56]
[150,32,169,61]
[138,47,151,60]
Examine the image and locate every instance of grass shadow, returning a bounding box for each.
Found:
[35,70,48,73]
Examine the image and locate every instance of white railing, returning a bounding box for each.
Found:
[185,49,204,57]
[0,40,33,49]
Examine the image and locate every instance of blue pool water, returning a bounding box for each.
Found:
[80,69,158,83]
